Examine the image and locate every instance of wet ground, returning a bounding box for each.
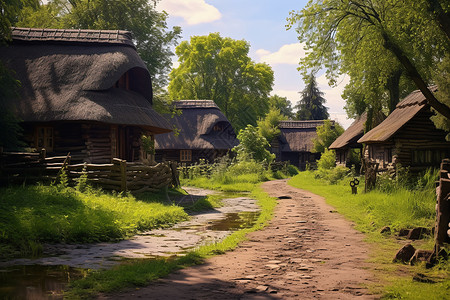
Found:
[0,187,260,299]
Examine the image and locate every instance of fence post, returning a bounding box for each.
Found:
[120,159,127,192]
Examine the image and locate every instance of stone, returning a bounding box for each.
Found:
[407,227,431,240]
[410,249,433,265]
[398,229,410,237]
[380,226,391,234]
[393,243,416,263]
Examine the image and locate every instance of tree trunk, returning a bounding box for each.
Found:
[386,69,402,113]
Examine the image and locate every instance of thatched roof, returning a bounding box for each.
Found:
[0,27,171,133]
[329,113,367,150]
[278,120,329,152]
[358,87,437,143]
[154,100,239,150]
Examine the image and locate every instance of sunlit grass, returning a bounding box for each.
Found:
[0,185,188,258]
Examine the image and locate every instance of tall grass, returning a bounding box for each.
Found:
[0,185,188,258]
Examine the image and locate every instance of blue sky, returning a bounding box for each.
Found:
[157,0,353,128]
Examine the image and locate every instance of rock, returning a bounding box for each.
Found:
[278,196,292,199]
[393,243,416,263]
[380,226,391,234]
[407,227,431,240]
[398,229,410,237]
[410,249,433,265]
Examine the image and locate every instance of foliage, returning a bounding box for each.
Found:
[268,94,295,119]
[316,148,336,170]
[168,33,274,131]
[289,171,448,299]
[0,185,188,258]
[16,0,181,91]
[431,54,450,139]
[312,119,344,153]
[257,108,286,144]
[233,125,275,165]
[288,0,450,124]
[0,0,38,43]
[314,148,350,184]
[294,73,329,120]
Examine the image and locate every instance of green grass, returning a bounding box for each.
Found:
[289,171,449,299]
[65,185,277,299]
[0,185,188,258]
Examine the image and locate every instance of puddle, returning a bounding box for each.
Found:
[207,212,260,231]
[0,265,86,300]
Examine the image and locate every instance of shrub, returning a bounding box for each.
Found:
[317,148,336,170]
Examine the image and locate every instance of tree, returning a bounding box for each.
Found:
[268,95,295,119]
[288,0,450,122]
[312,120,344,153]
[168,33,274,131]
[295,73,329,120]
[232,125,275,164]
[257,108,286,144]
[16,0,181,90]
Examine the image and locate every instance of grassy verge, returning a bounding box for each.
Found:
[65,185,277,299]
[0,185,188,258]
[289,171,449,299]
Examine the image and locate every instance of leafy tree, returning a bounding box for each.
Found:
[257,108,286,144]
[16,0,181,90]
[168,33,274,131]
[431,54,450,139]
[312,120,344,153]
[295,73,329,120]
[268,95,294,119]
[288,0,450,122]
[232,125,275,164]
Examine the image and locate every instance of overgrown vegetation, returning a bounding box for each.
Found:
[289,170,449,299]
[0,183,188,258]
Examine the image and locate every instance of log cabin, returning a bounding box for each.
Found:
[271,120,330,170]
[154,100,239,164]
[358,87,450,172]
[0,27,172,164]
[329,112,384,168]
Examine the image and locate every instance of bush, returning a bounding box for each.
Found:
[317,148,336,170]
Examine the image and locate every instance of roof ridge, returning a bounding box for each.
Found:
[10,27,135,48]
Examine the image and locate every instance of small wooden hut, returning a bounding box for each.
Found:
[272,120,330,170]
[329,112,384,168]
[154,100,238,163]
[0,27,171,164]
[358,87,450,172]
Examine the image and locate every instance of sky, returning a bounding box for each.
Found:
[156,0,353,128]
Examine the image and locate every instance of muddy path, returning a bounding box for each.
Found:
[105,179,378,299]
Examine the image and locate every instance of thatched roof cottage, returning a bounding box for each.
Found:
[272,120,330,170]
[0,27,171,163]
[154,100,238,163]
[358,87,450,172]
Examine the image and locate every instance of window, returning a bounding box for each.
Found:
[114,72,130,90]
[36,126,54,151]
[180,150,192,162]
[213,124,223,132]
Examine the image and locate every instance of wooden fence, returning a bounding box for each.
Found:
[0,150,178,193]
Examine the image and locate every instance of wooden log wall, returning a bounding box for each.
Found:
[82,124,112,164]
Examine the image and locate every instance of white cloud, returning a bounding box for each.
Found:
[157,0,221,25]
[271,89,299,103]
[256,43,306,66]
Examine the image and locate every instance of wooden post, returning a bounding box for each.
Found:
[120,159,127,192]
[429,159,450,266]
[39,148,46,160]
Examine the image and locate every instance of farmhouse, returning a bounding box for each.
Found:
[358,87,450,172]
[271,120,330,170]
[330,112,384,168]
[0,27,171,164]
[154,100,239,164]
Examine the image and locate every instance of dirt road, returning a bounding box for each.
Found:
[106,179,377,299]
